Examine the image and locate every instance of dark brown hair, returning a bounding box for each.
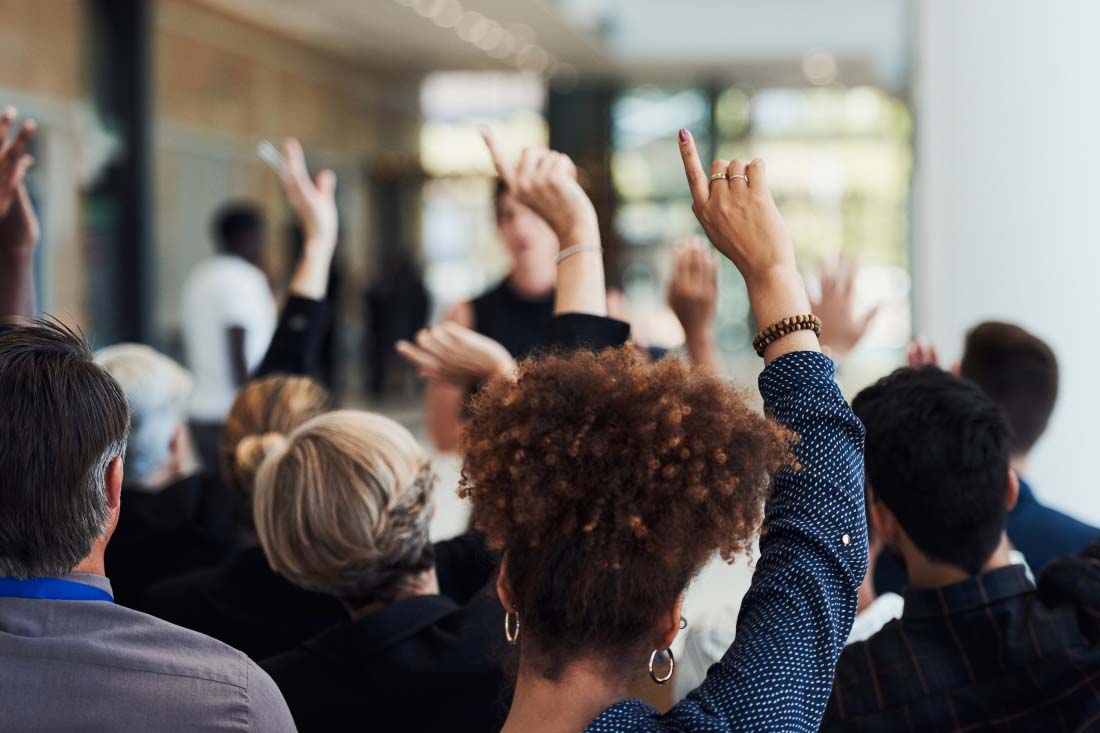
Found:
[460,346,796,678]
[960,321,1058,454]
[0,319,130,577]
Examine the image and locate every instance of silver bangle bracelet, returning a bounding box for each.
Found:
[556,244,602,264]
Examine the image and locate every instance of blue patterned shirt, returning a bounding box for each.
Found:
[586,350,868,732]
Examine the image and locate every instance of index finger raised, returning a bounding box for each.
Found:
[480,127,516,190]
[678,129,709,207]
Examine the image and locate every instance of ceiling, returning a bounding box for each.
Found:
[194,0,913,90]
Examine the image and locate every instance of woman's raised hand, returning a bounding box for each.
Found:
[281,138,337,251]
[677,129,817,361]
[481,128,597,250]
[397,322,517,389]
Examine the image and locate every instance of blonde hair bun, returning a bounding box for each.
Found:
[235,432,289,485]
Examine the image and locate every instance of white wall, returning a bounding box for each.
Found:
[914,0,1100,523]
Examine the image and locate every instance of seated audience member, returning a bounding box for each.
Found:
[823,366,1100,731]
[96,344,230,607]
[143,139,347,658]
[255,411,510,733]
[442,131,867,732]
[142,374,346,659]
[0,321,294,731]
[875,323,1096,593]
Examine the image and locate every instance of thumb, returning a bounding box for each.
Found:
[314,169,336,197]
[859,305,881,332]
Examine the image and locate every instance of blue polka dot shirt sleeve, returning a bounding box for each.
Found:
[586,351,868,732]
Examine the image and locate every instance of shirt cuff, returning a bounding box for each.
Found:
[545,313,631,352]
[758,350,838,406]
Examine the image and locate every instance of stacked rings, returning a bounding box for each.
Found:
[753,314,822,357]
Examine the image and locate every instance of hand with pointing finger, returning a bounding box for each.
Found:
[480,128,597,251]
[677,128,816,361]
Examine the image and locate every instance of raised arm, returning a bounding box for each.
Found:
[666,130,868,731]
[668,236,723,373]
[0,108,38,322]
[255,138,338,378]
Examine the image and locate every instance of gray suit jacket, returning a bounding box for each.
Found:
[0,573,295,732]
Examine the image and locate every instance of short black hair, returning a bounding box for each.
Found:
[213,202,265,253]
[960,322,1058,454]
[852,366,1012,575]
[0,320,130,577]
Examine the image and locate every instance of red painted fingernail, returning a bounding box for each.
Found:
[679,128,689,143]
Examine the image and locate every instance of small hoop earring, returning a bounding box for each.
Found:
[504,611,520,645]
[648,648,675,685]
[679,616,688,630]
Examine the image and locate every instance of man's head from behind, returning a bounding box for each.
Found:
[853,366,1014,576]
[95,344,191,490]
[960,321,1058,458]
[213,202,266,268]
[0,321,130,578]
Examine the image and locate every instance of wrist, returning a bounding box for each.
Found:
[557,218,599,251]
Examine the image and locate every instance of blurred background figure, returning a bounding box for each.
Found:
[181,202,276,472]
[365,251,430,398]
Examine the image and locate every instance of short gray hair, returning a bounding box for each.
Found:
[0,320,130,578]
[95,343,192,485]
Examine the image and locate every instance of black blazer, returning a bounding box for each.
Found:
[106,475,231,609]
[261,533,510,733]
[141,546,347,661]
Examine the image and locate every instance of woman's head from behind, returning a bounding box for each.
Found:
[253,410,436,609]
[221,374,334,503]
[461,346,795,681]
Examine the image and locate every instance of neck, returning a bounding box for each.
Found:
[1010,453,1029,478]
[508,261,555,299]
[70,546,108,577]
[857,550,880,613]
[503,657,633,733]
[903,533,1014,589]
[346,569,440,620]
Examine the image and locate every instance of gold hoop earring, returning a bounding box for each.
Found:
[504,611,520,645]
[648,648,675,685]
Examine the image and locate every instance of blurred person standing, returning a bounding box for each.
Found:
[426,179,559,451]
[182,202,277,472]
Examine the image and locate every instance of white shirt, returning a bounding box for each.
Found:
[181,254,276,421]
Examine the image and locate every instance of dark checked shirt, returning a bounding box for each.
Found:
[822,542,1100,732]
[587,351,869,732]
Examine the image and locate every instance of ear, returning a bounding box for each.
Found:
[869,499,898,546]
[654,593,685,652]
[105,455,123,510]
[496,554,516,613]
[1006,468,1020,512]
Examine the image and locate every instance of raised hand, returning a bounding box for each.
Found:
[397,322,517,389]
[480,128,596,250]
[677,129,816,361]
[906,337,942,369]
[668,236,719,335]
[273,139,338,300]
[811,252,880,363]
[281,138,337,251]
[0,107,35,219]
[481,128,605,317]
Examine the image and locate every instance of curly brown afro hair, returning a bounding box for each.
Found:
[459,345,797,678]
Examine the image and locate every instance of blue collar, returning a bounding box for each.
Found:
[0,577,114,602]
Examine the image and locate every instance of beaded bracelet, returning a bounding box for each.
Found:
[752,314,822,357]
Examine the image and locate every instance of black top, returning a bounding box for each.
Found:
[261,533,509,733]
[471,278,555,359]
[141,546,347,661]
[825,541,1100,731]
[256,295,330,379]
[105,474,231,609]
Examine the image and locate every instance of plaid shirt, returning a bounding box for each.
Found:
[822,541,1100,731]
